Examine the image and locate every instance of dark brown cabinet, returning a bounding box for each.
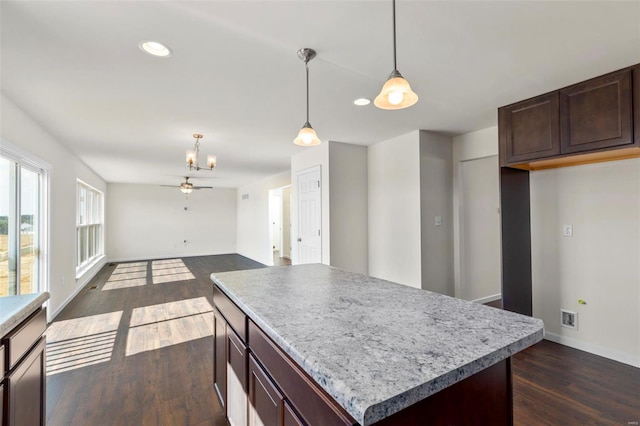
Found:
[560,68,633,154]
[1,307,47,426]
[500,92,560,164]
[213,310,227,411]
[499,63,640,169]
[227,328,248,426]
[5,338,46,426]
[284,401,305,426]
[249,354,283,426]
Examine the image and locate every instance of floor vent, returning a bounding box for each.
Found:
[561,309,577,330]
[89,285,98,290]
[108,262,116,267]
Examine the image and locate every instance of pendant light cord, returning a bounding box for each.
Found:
[392,0,397,71]
[306,63,310,123]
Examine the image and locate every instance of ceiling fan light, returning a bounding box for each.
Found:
[374,74,418,110]
[293,124,321,146]
[180,182,193,194]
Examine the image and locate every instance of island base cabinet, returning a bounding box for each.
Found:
[372,359,512,426]
[227,329,248,426]
[5,337,46,426]
[283,401,304,426]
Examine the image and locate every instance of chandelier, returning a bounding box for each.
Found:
[186,134,217,171]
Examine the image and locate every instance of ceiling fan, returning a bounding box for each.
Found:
[161,177,213,194]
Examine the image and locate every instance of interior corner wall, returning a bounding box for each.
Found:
[291,143,330,265]
[236,171,290,266]
[451,126,500,299]
[419,131,453,296]
[530,159,640,367]
[368,131,422,288]
[328,142,368,275]
[1,92,107,319]
[106,183,237,262]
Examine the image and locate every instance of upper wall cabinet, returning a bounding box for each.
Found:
[500,92,560,164]
[499,63,640,169]
[560,69,633,154]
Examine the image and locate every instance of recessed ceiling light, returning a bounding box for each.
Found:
[139,41,172,57]
[354,98,371,106]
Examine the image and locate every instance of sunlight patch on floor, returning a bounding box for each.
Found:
[46,311,123,375]
[103,262,150,290]
[125,297,213,356]
[151,259,195,284]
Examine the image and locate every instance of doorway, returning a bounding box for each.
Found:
[459,155,501,302]
[268,185,292,266]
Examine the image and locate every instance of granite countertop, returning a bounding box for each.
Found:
[211,264,544,425]
[0,292,50,338]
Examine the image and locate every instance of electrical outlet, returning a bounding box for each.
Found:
[562,224,573,237]
[561,309,578,330]
[435,216,442,227]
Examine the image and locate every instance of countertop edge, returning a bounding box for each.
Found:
[0,292,50,338]
[211,273,544,425]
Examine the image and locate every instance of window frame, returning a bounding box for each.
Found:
[0,140,51,296]
[76,179,104,278]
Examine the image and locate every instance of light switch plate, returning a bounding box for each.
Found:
[562,225,573,237]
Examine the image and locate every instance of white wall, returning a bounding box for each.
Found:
[419,131,453,295]
[106,184,237,261]
[291,143,330,265]
[530,159,640,367]
[1,93,107,319]
[236,171,290,266]
[368,131,422,288]
[329,142,368,275]
[452,126,501,301]
[282,186,292,259]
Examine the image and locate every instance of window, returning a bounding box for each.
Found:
[1,145,49,296]
[76,180,103,275]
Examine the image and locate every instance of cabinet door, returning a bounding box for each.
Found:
[227,329,248,426]
[1,382,4,426]
[560,69,633,154]
[284,401,305,426]
[214,310,227,410]
[501,92,560,164]
[6,337,46,426]
[249,355,283,426]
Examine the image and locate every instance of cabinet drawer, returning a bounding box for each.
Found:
[248,321,355,426]
[3,308,46,371]
[213,285,247,342]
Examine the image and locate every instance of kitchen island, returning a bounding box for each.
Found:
[211,264,543,426]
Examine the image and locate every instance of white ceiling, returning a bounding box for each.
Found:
[2,1,639,188]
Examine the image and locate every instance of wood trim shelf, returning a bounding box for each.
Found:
[505,146,640,171]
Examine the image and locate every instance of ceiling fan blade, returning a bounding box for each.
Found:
[192,186,214,190]
[160,185,180,188]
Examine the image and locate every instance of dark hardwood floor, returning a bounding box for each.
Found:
[46,256,639,425]
[46,254,264,426]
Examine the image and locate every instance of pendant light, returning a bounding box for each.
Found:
[374,0,418,110]
[293,48,321,146]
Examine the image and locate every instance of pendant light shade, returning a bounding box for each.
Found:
[294,122,321,146]
[375,0,418,110]
[294,48,321,146]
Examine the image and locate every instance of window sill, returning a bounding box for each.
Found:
[76,254,105,280]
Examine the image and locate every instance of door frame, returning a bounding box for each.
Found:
[295,165,322,265]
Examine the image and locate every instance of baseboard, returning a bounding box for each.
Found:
[471,293,502,305]
[107,251,236,263]
[544,331,640,368]
[50,257,107,321]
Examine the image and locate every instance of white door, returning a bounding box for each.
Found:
[297,166,321,264]
[460,156,501,301]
